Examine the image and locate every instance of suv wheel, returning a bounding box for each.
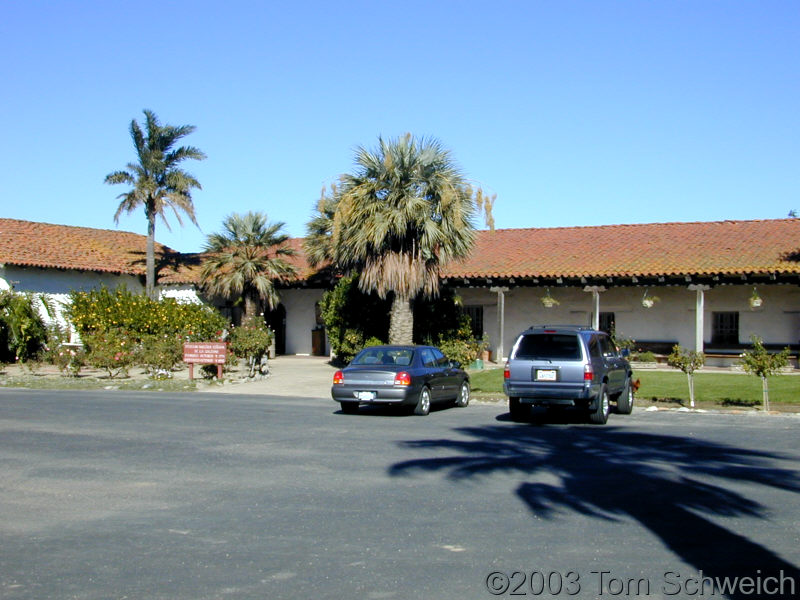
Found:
[509,397,527,422]
[616,378,634,415]
[588,385,610,425]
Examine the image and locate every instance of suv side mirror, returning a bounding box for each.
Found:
[450,360,462,369]
[620,348,630,358]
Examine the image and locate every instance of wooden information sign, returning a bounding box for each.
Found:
[183,342,228,380]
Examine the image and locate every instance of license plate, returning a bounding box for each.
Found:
[357,391,376,401]
[536,369,557,381]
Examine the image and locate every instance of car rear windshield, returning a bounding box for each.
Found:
[513,333,582,360]
[351,348,414,367]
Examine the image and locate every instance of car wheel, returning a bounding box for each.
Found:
[414,387,431,416]
[588,385,610,424]
[509,397,527,422]
[455,380,470,407]
[616,378,634,414]
[340,401,359,414]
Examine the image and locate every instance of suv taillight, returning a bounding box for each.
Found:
[584,364,594,381]
[504,363,510,379]
[333,371,344,385]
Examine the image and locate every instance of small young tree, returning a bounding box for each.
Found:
[229,316,274,377]
[739,335,791,412]
[667,345,705,408]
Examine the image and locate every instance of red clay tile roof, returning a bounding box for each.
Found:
[0,218,175,276]
[443,219,800,280]
[3,218,800,284]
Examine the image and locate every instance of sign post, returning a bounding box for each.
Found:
[183,342,228,380]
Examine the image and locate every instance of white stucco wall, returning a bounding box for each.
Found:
[2,265,143,296]
[456,283,800,358]
[1,265,143,333]
[5,260,796,361]
[280,288,327,355]
[0,265,9,291]
[160,285,203,304]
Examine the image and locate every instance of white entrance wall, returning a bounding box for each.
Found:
[280,288,327,355]
[456,284,800,358]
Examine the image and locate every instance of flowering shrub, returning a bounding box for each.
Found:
[436,335,485,367]
[52,345,87,377]
[42,324,85,377]
[81,330,138,379]
[229,316,274,377]
[65,287,228,376]
[139,334,184,376]
[67,286,227,341]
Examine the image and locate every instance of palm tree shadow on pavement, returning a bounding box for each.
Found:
[389,422,800,600]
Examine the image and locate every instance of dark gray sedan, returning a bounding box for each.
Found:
[331,345,470,415]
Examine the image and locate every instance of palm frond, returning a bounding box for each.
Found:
[200,212,299,315]
[325,134,478,302]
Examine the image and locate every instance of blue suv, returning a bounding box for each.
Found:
[503,325,634,424]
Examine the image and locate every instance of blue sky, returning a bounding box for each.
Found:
[2,1,798,253]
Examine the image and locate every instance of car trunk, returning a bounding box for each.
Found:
[342,367,398,387]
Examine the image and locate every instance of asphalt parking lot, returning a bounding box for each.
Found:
[1,389,799,599]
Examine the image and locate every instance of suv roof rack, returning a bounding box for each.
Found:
[529,324,596,331]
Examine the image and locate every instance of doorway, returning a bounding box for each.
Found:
[266,304,286,355]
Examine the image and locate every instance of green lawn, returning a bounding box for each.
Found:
[468,367,800,408]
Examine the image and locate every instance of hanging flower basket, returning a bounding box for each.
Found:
[641,290,659,308]
[749,288,763,309]
[540,289,559,308]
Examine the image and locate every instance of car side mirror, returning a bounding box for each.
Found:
[450,360,461,369]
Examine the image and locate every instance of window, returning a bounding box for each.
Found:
[712,312,739,345]
[599,312,615,334]
[420,348,437,368]
[464,305,484,339]
[431,347,449,367]
[588,335,602,360]
[513,334,581,360]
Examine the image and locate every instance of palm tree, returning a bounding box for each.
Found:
[308,134,477,344]
[105,109,206,299]
[304,184,340,269]
[200,211,298,321]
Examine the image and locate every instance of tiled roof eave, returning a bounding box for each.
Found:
[1,258,143,276]
[442,267,800,281]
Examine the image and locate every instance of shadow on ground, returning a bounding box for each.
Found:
[389,416,800,600]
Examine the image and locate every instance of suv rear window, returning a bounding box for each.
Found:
[513,333,582,360]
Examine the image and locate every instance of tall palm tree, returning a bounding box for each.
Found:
[105,109,206,299]
[200,211,298,321]
[310,134,477,344]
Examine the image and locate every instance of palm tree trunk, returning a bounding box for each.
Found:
[389,293,414,345]
[146,208,156,300]
[244,294,257,323]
